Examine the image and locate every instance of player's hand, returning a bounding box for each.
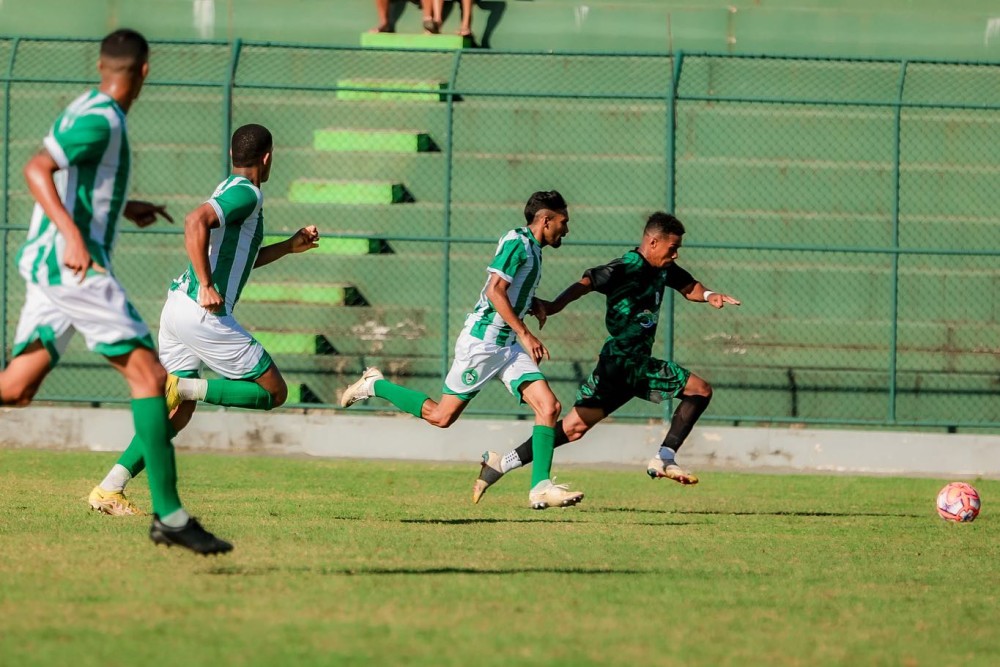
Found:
[529,298,551,330]
[706,292,741,309]
[63,236,104,283]
[521,331,550,365]
[198,284,225,313]
[124,200,174,228]
[289,225,320,253]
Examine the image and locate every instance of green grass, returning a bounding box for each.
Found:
[1,448,998,666]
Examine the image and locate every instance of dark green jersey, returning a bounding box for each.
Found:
[584,249,695,358]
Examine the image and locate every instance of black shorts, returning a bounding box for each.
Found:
[573,354,691,414]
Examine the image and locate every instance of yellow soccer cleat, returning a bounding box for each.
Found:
[88,485,145,516]
[528,479,584,510]
[473,450,504,504]
[646,457,699,485]
[164,373,182,412]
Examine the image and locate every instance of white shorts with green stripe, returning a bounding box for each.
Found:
[157,289,272,380]
[12,275,153,364]
[443,329,545,403]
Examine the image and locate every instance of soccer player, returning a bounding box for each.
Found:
[340,191,585,510]
[472,212,740,503]
[0,29,232,554]
[88,123,320,515]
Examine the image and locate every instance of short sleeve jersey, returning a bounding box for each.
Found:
[170,175,264,316]
[464,227,543,346]
[17,89,131,286]
[584,249,695,358]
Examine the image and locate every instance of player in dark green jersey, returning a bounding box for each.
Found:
[473,212,740,503]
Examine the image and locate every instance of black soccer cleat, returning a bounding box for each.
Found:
[149,515,234,555]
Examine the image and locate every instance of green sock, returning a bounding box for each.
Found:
[117,423,177,479]
[131,397,182,517]
[373,379,428,418]
[530,425,555,488]
[205,379,273,410]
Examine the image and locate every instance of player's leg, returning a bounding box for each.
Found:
[518,379,584,509]
[644,360,708,485]
[0,283,74,406]
[0,343,53,406]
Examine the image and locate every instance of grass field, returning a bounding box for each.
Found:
[1,447,998,666]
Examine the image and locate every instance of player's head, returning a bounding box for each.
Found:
[524,190,569,248]
[231,124,274,181]
[640,211,685,268]
[98,29,149,106]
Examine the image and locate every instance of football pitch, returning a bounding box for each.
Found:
[1,448,998,666]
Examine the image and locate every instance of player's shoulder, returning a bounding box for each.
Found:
[212,176,261,202]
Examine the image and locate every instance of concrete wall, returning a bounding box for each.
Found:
[2,1,1000,59]
[2,405,997,478]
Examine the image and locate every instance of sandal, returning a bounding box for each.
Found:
[422,18,440,34]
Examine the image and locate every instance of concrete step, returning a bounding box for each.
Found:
[314,128,434,153]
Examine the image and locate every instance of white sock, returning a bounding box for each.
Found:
[159,507,191,528]
[657,446,677,463]
[99,464,131,493]
[177,378,208,401]
[500,450,522,473]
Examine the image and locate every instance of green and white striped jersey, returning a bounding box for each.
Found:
[170,175,264,316]
[464,227,542,346]
[17,89,131,286]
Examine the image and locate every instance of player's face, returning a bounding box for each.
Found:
[544,211,569,248]
[647,233,682,268]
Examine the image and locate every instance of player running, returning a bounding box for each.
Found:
[473,212,740,503]
[340,191,584,510]
[88,123,320,517]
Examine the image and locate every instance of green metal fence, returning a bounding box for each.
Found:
[2,37,999,430]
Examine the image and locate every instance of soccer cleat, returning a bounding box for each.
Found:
[88,485,145,516]
[164,373,182,412]
[528,479,584,510]
[149,515,233,555]
[472,450,504,504]
[646,457,699,485]
[339,367,384,408]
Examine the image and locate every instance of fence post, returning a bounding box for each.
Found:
[222,38,243,179]
[1,37,20,370]
[888,59,908,423]
[440,49,464,378]
[663,50,684,420]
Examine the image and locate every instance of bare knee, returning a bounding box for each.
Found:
[686,374,713,400]
[1,383,38,407]
[427,412,457,428]
[270,378,288,408]
[536,397,561,424]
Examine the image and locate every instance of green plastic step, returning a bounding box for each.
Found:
[336,78,448,102]
[313,128,433,153]
[285,382,323,405]
[262,235,392,255]
[360,32,470,50]
[253,332,338,355]
[241,282,368,307]
[288,179,410,205]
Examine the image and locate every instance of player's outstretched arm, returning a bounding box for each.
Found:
[485,273,549,364]
[124,200,174,227]
[682,281,741,309]
[253,225,320,268]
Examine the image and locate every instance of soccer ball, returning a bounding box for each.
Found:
[936,482,981,522]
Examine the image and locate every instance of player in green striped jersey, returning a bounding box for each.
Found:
[0,30,231,555]
[88,123,320,516]
[474,212,741,503]
[340,191,585,510]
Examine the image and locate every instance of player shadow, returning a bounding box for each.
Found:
[592,506,924,519]
[399,517,694,526]
[203,565,658,576]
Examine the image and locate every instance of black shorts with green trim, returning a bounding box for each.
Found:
[573,354,691,413]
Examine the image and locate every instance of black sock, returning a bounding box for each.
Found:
[661,394,711,452]
[513,419,570,466]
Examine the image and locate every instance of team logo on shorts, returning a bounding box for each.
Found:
[637,309,656,329]
[462,369,479,385]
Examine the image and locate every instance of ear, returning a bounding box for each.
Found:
[262,151,272,167]
[140,61,150,79]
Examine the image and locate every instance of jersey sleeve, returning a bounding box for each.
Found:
[666,263,696,292]
[583,258,625,295]
[209,184,259,226]
[487,238,527,282]
[44,113,111,169]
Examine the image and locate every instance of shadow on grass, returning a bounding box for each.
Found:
[203,565,658,576]
[326,515,692,526]
[593,507,924,518]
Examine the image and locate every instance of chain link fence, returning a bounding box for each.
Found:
[2,38,998,429]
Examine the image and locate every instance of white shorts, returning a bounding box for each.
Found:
[157,289,272,380]
[12,276,152,363]
[443,330,545,402]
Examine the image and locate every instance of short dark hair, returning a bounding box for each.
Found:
[645,211,685,238]
[523,190,567,223]
[231,124,273,168]
[100,29,149,68]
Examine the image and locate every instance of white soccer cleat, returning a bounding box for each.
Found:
[339,367,384,408]
[646,457,699,485]
[473,450,504,504]
[528,479,584,510]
